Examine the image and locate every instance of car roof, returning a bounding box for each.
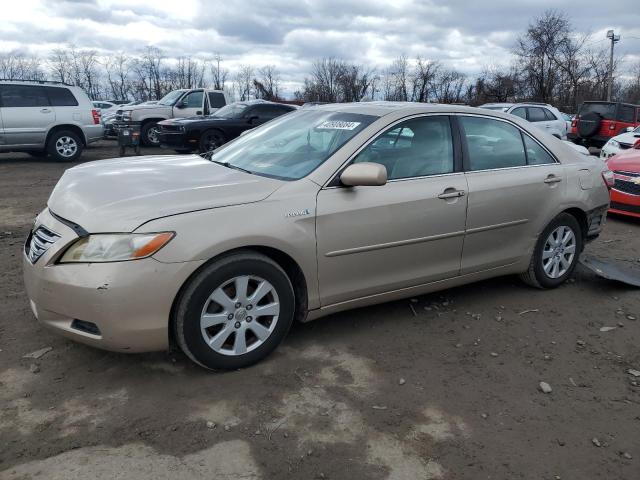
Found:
[313,101,523,118]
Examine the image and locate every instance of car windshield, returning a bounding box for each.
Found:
[580,102,616,120]
[209,109,377,180]
[212,103,248,118]
[157,90,186,106]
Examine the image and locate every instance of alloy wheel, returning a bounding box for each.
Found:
[200,275,280,356]
[55,136,78,158]
[541,226,576,279]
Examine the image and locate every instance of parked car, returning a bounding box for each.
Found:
[0,80,103,161]
[599,126,640,159]
[92,100,117,114]
[23,103,611,369]
[158,100,298,153]
[604,146,640,218]
[560,112,574,133]
[479,103,568,139]
[568,101,640,148]
[114,89,230,146]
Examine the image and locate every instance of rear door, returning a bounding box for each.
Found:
[0,84,55,147]
[527,107,559,137]
[207,91,226,113]
[458,114,565,274]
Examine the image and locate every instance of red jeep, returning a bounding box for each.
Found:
[568,101,640,148]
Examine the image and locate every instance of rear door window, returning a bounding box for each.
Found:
[523,134,555,165]
[543,108,558,121]
[46,87,79,106]
[0,84,49,107]
[460,116,526,171]
[527,107,547,122]
[208,92,226,108]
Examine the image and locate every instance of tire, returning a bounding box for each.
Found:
[199,129,226,154]
[175,251,295,370]
[577,112,601,138]
[47,130,83,162]
[520,213,583,289]
[141,122,161,147]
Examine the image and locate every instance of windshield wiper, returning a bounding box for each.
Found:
[210,159,253,175]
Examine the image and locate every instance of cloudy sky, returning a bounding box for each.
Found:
[2,0,640,96]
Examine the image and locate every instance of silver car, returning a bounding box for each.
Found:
[0,80,103,161]
[23,102,611,369]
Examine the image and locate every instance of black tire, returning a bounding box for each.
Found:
[141,122,161,147]
[26,150,48,158]
[175,251,295,370]
[577,112,601,138]
[46,130,83,162]
[520,213,583,289]
[199,129,226,154]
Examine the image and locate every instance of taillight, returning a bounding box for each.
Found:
[91,109,100,125]
[571,119,577,127]
[601,169,615,190]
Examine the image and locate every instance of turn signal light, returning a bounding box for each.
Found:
[91,109,100,124]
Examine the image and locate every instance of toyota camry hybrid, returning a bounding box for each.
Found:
[23,102,612,370]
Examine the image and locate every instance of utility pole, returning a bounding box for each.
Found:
[606,30,620,101]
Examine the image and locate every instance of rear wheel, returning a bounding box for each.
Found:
[520,213,583,289]
[175,252,295,370]
[47,130,83,162]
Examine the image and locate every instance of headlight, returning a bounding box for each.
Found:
[121,111,132,120]
[609,139,619,148]
[59,232,174,263]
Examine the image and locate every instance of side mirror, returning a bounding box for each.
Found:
[340,162,387,187]
[175,100,187,109]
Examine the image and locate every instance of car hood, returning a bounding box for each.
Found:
[48,155,284,233]
[611,131,640,146]
[606,149,640,172]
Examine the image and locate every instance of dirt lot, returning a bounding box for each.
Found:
[1,140,639,479]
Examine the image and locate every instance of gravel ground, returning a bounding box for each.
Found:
[1,140,639,479]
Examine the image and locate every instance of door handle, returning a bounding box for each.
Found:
[196,111,202,115]
[40,108,51,113]
[438,189,466,199]
[544,175,562,184]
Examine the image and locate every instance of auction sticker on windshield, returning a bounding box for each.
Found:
[316,121,361,130]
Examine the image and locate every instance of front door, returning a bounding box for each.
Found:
[457,114,566,274]
[0,84,55,147]
[173,90,204,118]
[316,115,468,306]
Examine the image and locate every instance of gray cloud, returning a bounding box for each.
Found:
[1,0,638,96]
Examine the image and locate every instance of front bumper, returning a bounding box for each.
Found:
[158,130,196,151]
[22,209,203,353]
[609,189,640,218]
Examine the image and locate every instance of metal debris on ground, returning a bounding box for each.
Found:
[518,309,539,316]
[579,254,640,287]
[23,346,53,359]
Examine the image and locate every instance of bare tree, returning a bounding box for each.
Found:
[234,65,254,100]
[253,65,281,100]
[210,54,228,90]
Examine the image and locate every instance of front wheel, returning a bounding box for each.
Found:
[141,122,160,147]
[520,213,583,289]
[175,252,295,370]
[199,129,226,154]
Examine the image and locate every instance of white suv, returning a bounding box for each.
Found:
[0,80,103,161]
[480,103,568,140]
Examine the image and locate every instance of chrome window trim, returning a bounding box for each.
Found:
[322,112,458,189]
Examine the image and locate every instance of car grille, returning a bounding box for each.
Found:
[25,225,60,263]
[613,178,640,196]
[610,201,640,214]
[159,124,183,132]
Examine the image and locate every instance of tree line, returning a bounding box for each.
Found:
[0,10,638,112]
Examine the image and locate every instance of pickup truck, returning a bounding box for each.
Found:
[114,88,230,146]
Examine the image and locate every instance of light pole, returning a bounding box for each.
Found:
[606,30,620,101]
